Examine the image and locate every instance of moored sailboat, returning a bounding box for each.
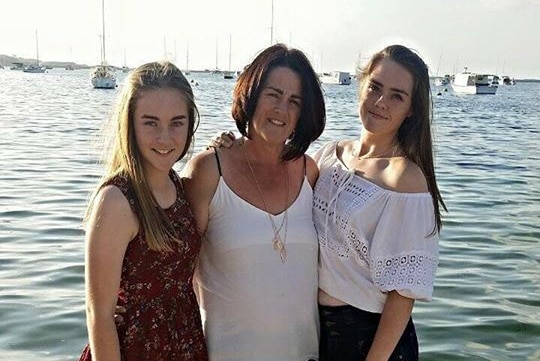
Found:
[91,0,116,89]
[23,30,46,73]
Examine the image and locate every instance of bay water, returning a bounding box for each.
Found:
[0,68,538,360]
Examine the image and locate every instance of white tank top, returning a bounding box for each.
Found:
[194,171,319,361]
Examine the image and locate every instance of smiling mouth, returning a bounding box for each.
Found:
[368,110,388,120]
[269,118,286,126]
[153,149,174,155]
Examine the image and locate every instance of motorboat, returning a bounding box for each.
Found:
[434,75,451,86]
[499,75,516,85]
[320,71,352,85]
[451,68,497,94]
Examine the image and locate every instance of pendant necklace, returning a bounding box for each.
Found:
[243,146,289,263]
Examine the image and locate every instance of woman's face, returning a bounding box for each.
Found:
[249,66,302,146]
[133,88,189,177]
[359,58,414,137]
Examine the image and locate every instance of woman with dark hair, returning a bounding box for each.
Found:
[212,44,446,361]
[314,44,446,361]
[79,61,208,361]
[183,43,325,361]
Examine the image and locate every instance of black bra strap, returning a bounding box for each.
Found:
[303,155,307,175]
[213,148,223,176]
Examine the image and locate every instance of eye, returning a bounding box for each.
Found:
[391,93,404,101]
[290,98,301,107]
[144,120,158,127]
[266,91,279,98]
[171,120,185,127]
[367,83,379,92]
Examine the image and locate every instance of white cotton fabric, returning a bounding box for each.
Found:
[313,141,439,313]
[194,177,319,361]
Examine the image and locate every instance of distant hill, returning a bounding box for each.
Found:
[0,54,91,69]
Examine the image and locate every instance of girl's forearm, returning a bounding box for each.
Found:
[87,315,121,361]
[366,291,414,361]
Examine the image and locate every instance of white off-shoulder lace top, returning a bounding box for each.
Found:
[313,141,439,313]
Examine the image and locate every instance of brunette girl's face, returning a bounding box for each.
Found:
[359,58,414,137]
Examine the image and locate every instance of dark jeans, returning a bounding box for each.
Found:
[319,304,418,361]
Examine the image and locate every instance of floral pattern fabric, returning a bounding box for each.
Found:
[79,171,208,361]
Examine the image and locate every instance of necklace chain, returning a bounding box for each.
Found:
[354,142,399,160]
[243,144,289,263]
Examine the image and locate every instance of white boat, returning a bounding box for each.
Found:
[23,30,46,73]
[451,68,497,95]
[434,75,450,86]
[499,75,516,85]
[488,75,500,86]
[320,71,351,85]
[91,0,116,89]
[10,62,24,71]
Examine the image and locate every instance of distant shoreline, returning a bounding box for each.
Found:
[1,54,539,82]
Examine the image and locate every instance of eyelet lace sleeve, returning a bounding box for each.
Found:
[369,194,439,301]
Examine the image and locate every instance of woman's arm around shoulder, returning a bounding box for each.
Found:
[181,149,222,235]
[85,185,138,361]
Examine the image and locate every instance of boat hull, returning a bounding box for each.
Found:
[23,65,46,73]
[321,71,352,85]
[91,75,116,89]
[451,84,497,94]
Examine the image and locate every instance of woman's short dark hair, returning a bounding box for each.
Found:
[232,43,326,160]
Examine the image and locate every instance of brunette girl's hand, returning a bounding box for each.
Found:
[114,305,126,325]
[206,131,236,150]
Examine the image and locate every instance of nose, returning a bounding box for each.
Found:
[374,93,388,110]
[275,97,289,114]
[157,126,171,142]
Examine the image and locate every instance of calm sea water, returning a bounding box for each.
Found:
[0,68,538,361]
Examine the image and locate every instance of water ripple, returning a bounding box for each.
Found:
[1,69,539,360]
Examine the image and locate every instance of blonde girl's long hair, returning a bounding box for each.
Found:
[86,61,199,252]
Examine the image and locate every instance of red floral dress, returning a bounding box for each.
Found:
[79,171,208,361]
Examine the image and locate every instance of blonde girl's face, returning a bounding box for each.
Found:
[133,88,189,176]
[359,58,414,137]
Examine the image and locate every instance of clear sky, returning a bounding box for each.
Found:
[1,0,539,78]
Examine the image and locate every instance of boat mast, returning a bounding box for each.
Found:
[163,36,167,60]
[436,51,443,77]
[270,0,274,45]
[101,0,106,65]
[186,42,189,73]
[228,34,232,72]
[35,30,40,66]
[215,38,218,71]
